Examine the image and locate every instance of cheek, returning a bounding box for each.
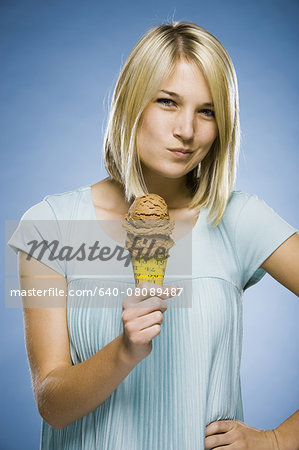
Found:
[199,122,218,145]
[137,112,166,147]
[145,111,166,133]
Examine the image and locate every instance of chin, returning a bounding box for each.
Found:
[158,172,191,181]
[141,161,193,180]
[160,166,194,178]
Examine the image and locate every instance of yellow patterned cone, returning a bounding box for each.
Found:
[131,256,168,286]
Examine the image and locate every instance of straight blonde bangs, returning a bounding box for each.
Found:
[104,22,240,226]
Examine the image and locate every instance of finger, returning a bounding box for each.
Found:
[134,310,164,330]
[137,282,179,301]
[124,298,168,318]
[205,446,236,450]
[126,283,178,305]
[123,294,168,311]
[138,323,161,341]
[156,285,180,300]
[205,420,234,437]
[122,298,167,326]
[205,431,233,449]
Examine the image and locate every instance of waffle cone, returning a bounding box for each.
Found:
[131,256,168,286]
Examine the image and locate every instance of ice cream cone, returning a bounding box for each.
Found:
[122,194,175,287]
[131,256,168,286]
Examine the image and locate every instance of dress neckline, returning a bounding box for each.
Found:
[85,184,201,244]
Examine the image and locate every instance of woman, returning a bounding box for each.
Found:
[8,21,299,449]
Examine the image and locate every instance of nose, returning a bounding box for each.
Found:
[173,109,195,142]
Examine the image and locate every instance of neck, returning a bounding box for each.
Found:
[141,167,192,209]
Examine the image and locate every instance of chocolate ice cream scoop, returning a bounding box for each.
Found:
[122,194,175,259]
[124,194,170,221]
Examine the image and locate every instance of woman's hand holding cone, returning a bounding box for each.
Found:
[121,282,177,363]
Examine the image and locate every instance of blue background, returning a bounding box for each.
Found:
[1,0,298,448]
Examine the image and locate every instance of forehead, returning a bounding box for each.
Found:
[158,59,212,101]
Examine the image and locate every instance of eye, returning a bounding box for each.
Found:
[156,98,177,107]
[199,108,215,118]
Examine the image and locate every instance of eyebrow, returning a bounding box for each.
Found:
[159,90,214,107]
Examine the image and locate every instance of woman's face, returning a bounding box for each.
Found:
[136,59,218,180]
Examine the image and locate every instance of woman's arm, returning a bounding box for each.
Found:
[259,232,299,448]
[260,232,299,296]
[274,409,299,450]
[205,233,299,449]
[19,251,139,430]
[19,251,174,430]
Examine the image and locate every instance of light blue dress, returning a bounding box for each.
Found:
[7,185,296,450]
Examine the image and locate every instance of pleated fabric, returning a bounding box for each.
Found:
[41,276,244,450]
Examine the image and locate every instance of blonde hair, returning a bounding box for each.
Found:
[104,21,240,226]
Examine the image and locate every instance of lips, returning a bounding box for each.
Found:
[167,148,193,160]
[168,148,193,154]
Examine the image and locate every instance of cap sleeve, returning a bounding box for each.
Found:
[7,199,66,277]
[234,194,297,290]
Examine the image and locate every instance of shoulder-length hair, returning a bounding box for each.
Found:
[104,21,240,226]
